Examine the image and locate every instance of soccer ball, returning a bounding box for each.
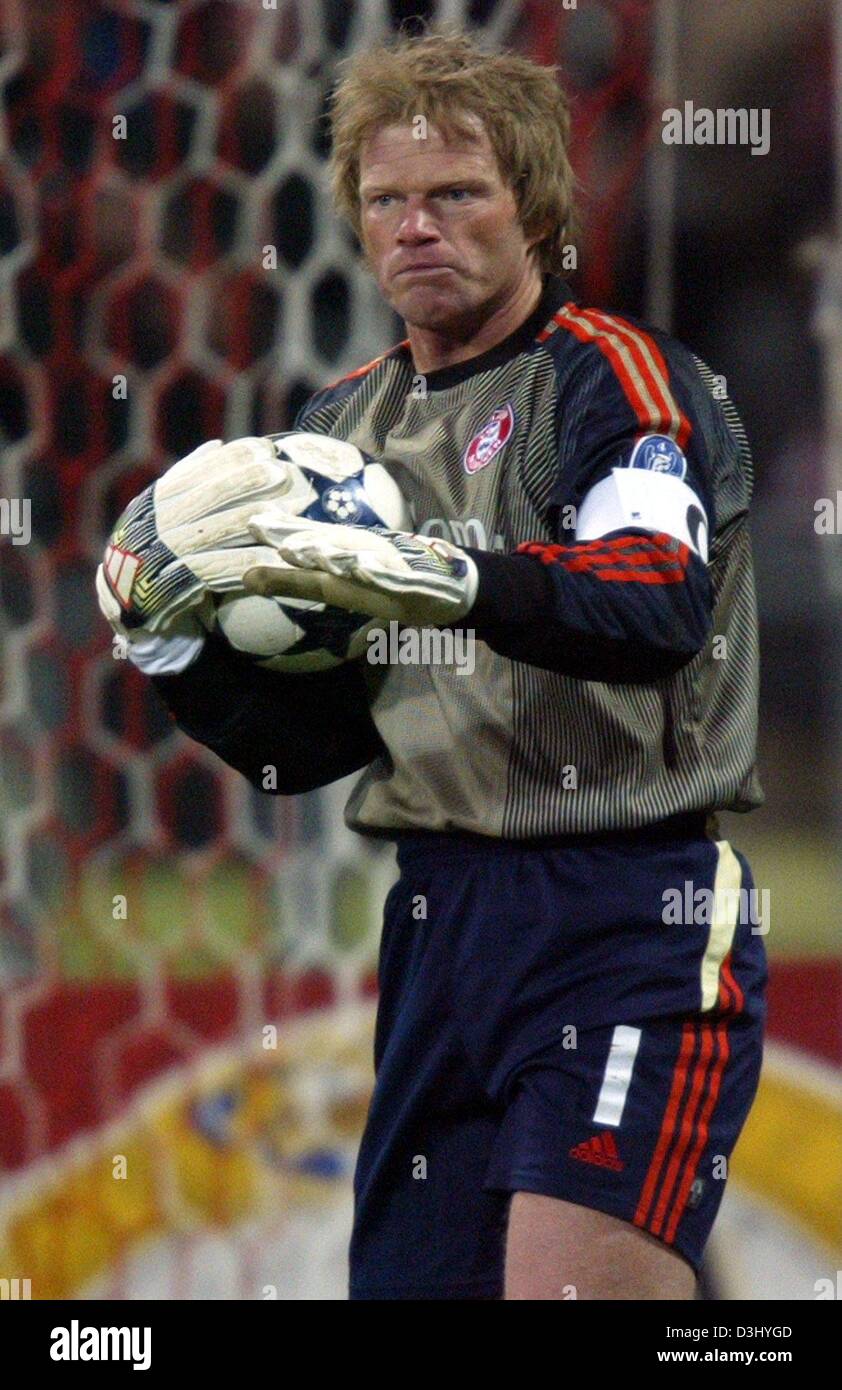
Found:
[214,432,411,672]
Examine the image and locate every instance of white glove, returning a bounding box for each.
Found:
[243,510,479,626]
[96,564,208,674]
[122,630,207,676]
[96,437,308,641]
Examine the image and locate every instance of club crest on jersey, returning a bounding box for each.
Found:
[626,433,687,479]
[463,403,515,475]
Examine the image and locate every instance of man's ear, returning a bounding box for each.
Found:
[525,217,552,253]
[524,225,552,269]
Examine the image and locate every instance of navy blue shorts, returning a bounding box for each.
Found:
[349,819,767,1300]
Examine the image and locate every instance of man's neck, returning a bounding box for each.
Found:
[406,270,545,375]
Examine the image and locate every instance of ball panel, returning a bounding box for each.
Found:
[360,463,410,531]
[216,592,304,657]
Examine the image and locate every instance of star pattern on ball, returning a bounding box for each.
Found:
[322,485,358,522]
[294,465,384,529]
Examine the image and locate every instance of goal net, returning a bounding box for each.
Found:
[0,0,656,1299]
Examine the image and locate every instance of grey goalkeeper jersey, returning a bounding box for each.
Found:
[295,275,763,839]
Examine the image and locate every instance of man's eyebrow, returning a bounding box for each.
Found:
[359,177,492,196]
[428,178,491,192]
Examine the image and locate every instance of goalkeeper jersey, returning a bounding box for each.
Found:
[293,273,762,839]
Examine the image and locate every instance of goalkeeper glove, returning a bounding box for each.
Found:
[96,437,307,644]
[244,510,479,626]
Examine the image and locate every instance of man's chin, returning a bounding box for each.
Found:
[389,283,476,333]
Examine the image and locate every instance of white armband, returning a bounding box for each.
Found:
[575,467,709,562]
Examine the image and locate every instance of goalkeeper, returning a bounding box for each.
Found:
[97,30,766,1300]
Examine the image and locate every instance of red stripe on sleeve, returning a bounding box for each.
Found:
[517,533,691,584]
[578,308,694,453]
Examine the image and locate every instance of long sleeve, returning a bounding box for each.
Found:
[460,534,712,684]
[151,629,385,794]
[454,331,720,684]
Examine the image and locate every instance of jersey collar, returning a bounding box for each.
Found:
[395,274,575,392]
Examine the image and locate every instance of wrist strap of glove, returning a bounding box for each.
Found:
[125,629,206,676]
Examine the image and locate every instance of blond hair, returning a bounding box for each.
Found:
[328,27,577,275]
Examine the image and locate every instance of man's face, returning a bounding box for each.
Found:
[358,117,539,334]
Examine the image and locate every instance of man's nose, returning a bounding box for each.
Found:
[396,198,440,242]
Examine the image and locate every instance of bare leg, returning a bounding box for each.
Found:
[505,1192,697,1300]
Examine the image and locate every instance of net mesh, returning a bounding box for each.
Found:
[0,0,657,1298]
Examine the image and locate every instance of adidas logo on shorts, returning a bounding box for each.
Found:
[569,1130,624,1171]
